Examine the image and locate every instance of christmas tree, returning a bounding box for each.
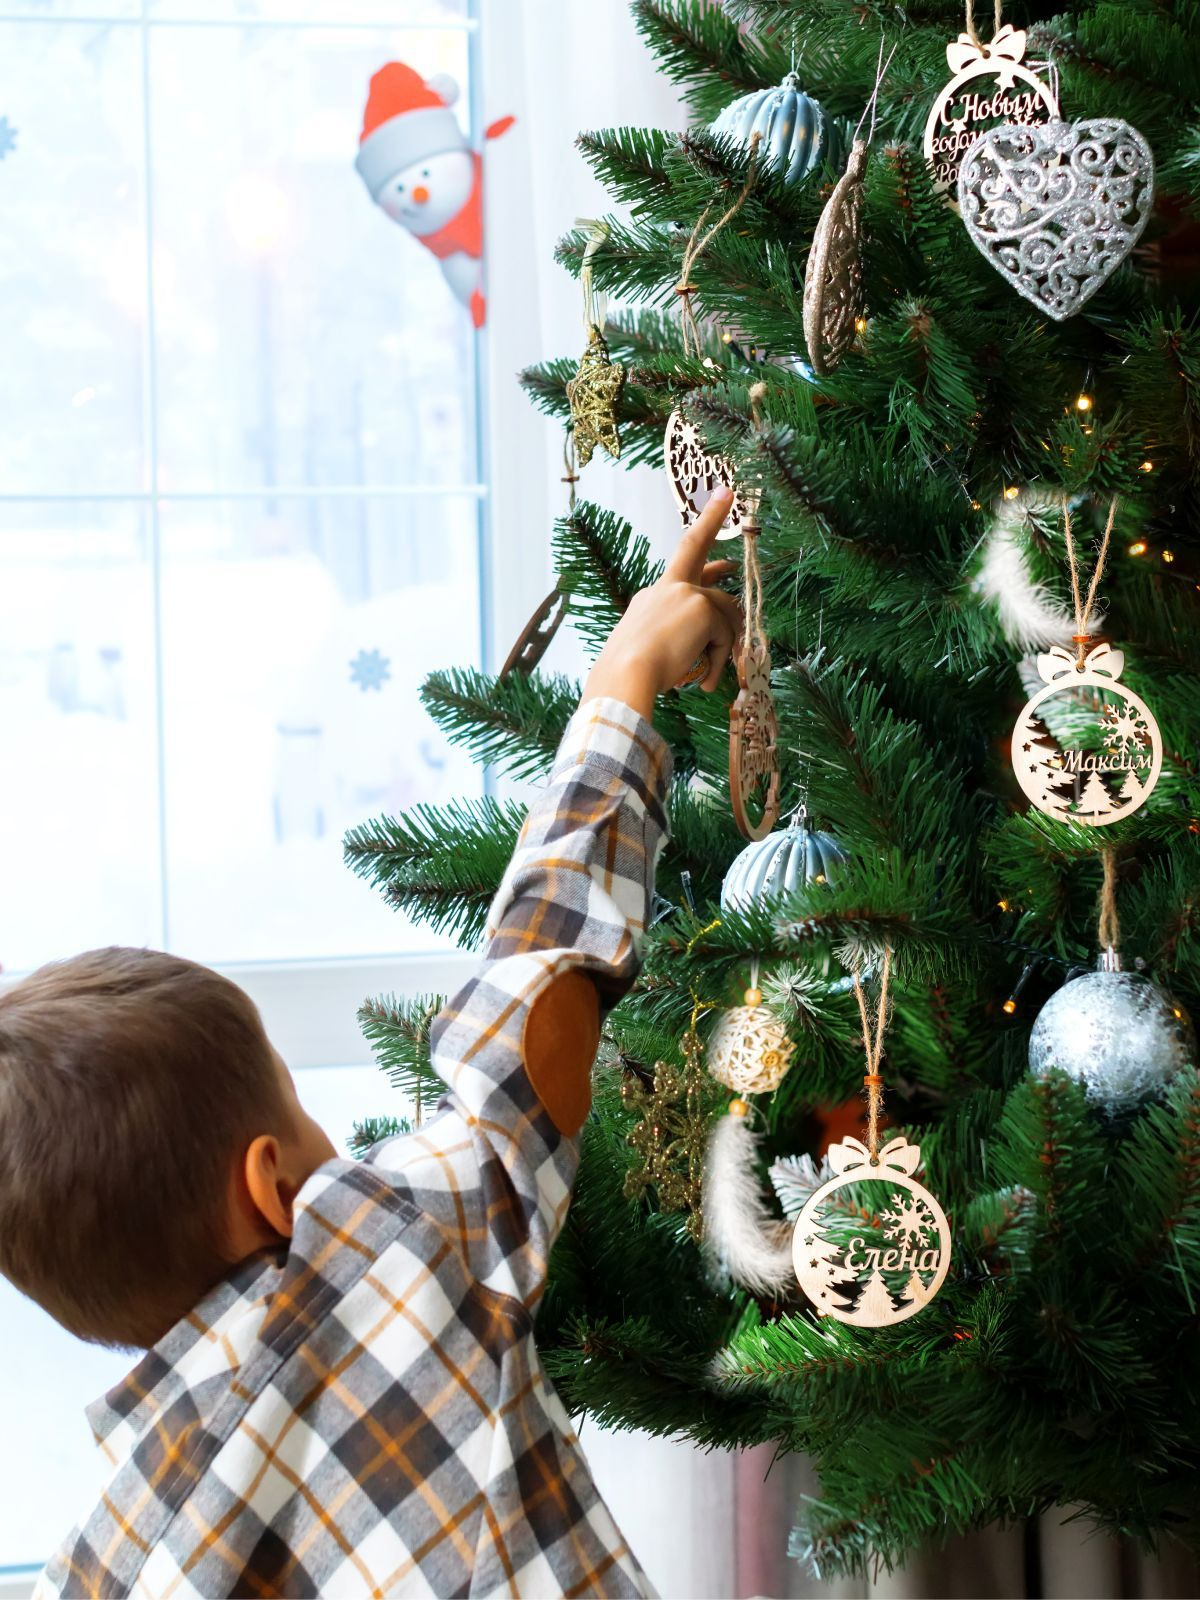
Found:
[344,0,1200,1578]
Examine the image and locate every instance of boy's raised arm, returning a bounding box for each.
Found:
[423,490,741,1304]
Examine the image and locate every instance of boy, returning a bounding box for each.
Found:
[4,491,740,1599]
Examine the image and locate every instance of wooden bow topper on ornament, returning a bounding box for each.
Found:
[665,408,780,841]
[945,23,1031,82]
[792,1133,952,1326]
[827,1134,923,1176]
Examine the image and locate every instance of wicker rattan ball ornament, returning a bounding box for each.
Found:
[710,72,842,189]
[706,985,797,1096]
[721,811,847,913]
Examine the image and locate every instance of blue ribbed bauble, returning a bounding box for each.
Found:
[721,814,847,914]
[710,72,842,188]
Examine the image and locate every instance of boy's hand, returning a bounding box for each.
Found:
[579,488,743,720]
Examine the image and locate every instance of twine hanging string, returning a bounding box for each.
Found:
[964,0,1004,46]
[852,945,893,1158]
[731,378,771,665]
[576,217,609,335]
[1062,493,1119,666]
[675,132,762,360]
[562,430,579,513]
[851,36,900,147]
[1098,845,1121,957]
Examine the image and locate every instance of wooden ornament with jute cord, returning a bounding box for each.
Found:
[791,947,953,1325]
[1010,495,1162,825]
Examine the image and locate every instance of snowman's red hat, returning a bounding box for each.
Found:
[355,63,465,200]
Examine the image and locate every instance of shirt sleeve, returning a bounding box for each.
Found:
[422,695,672,1306]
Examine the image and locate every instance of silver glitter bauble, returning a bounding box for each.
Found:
[1028,962,1194,1113]
[721,812,847,914]
[957,118,1155,322]
[710,73,842,189]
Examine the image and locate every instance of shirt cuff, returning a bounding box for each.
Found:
[551,695,674,808]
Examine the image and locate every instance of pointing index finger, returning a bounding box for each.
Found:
[664,487,736,583]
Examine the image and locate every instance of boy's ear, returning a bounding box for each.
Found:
[243,1135,295,1239]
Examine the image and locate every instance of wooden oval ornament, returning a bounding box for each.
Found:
[792,1137,951,1325]
[1011,642,1162,825]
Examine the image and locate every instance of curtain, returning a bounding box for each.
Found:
[479,5,1200,1597]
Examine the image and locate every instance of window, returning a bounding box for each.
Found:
[0,0,485,979]
[0,0,497,1576]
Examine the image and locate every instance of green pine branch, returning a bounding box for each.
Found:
[421,666,577,782]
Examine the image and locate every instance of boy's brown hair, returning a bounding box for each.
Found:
[0,947,291,1349]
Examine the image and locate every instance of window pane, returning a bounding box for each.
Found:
[0,1061,402,1573]
[0,2,136,15]
[158,493,483,964]
[0,23,146,494]
[149,24,477,492]
[149,1,467,18]
[0,504,161,973]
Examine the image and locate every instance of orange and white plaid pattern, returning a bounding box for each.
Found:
[36,696,671,1599]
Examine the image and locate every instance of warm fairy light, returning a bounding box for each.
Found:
[1002,998,1017,1015]
[1139,459,1154,473]
[1128,540,1148,556]
[814,873,826,883]
[1174,1008,1184,1020]
[722,330,733,343]
[997,898,1011,911]
[855,316,868,333]
[1003,486,1020,500]
[970,499,982,510]
[1075,393,1093,412]
[1162,549,1175,563]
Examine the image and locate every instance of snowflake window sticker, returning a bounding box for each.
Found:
[348,648,391,692]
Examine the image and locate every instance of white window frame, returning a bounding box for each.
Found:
[0,0,557,1067]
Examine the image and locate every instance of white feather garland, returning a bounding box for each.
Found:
[974,491,1090,649]
[701,1111,795,1295]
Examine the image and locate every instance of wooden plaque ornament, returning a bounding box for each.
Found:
[664,409,750,541]
[922,24,1058,200]
[792,1136,952,1325]
[499,588,568,679]
[1011,642,1162,825]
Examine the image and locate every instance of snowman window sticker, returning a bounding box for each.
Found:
[355,62,514,328]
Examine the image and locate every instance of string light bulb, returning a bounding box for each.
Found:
[1075,392,1093,412]
[1128,539,1148,556]
[1001,959,1039,1018]
[854,316,868,333]
[1003,485,1020,501]
[1139,459,1154,473]
[1162,549,1175,563]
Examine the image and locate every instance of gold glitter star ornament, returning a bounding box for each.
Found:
[566,322,626,468]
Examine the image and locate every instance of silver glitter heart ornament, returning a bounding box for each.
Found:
[957,118,1155,320]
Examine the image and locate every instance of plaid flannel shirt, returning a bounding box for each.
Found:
[36,696,672,1600]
